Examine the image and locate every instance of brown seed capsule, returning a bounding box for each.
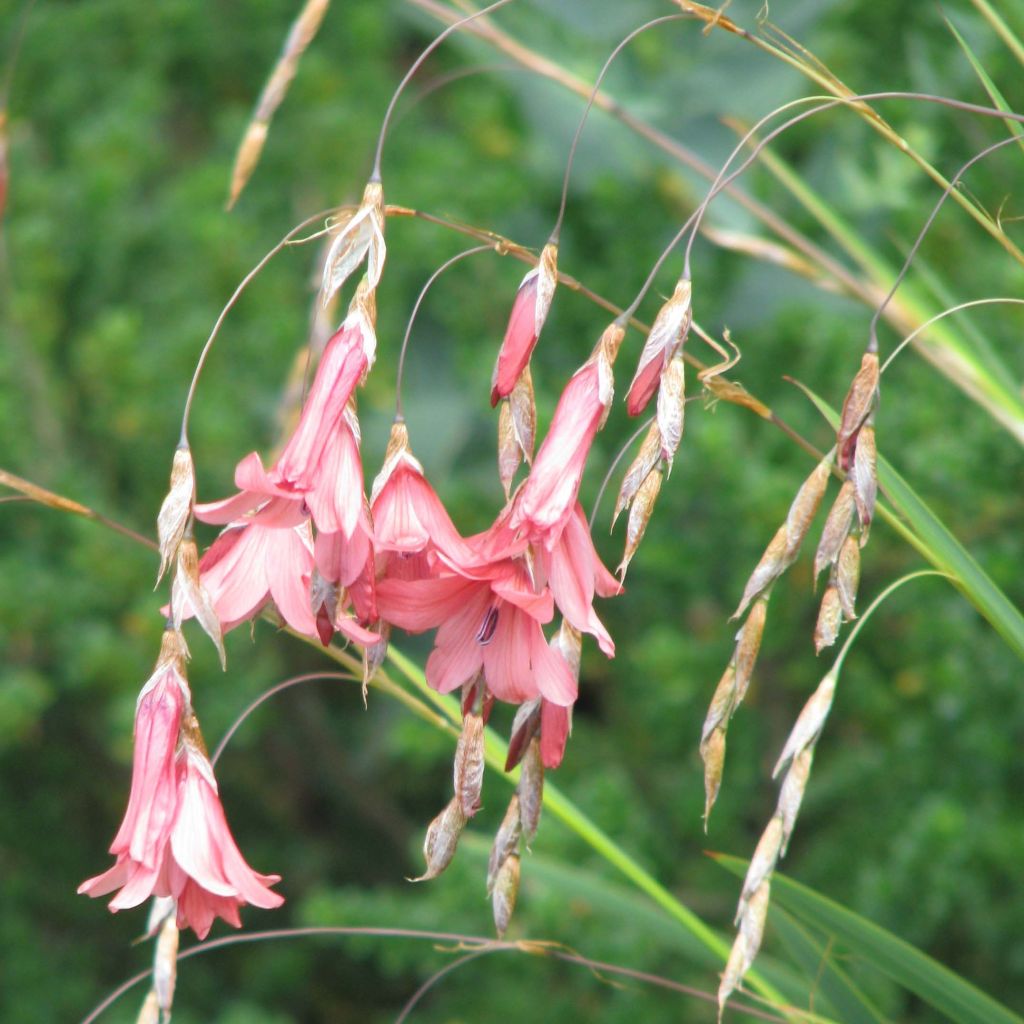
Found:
[700,725,726,827]
[618,466,662,579]
[836,534,861,619]
[517,737,544,846]
[778,747,814,855]
[171,538,226,668]
[814,585,843,655]
[656,353,686,467]
[453,713,485,818]
[412,798,466,882]
[733,598,767,706]
[156,446,195,585]
[814,480,856,581]
[733,524,787,619]
[852,423,877,540]
[491,852,521,939]
[773,671,837,778]
[487,794,522,896]
[738,816,783,919]
[510,365,537,463]
[837,351,879,471]
[613,423,662,524]
[783,454,833,561]
[701,664,737,743]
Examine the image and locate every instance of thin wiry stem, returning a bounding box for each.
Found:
[179,209,338,446]
[396,244,492,419]
[548,14,687,245]
[369,0,518,182]
[393,949,494,1023]
[589,416,654,530]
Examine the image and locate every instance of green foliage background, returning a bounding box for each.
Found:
[1,0,1022,1020]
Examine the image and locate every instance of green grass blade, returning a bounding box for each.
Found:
[968,0,1024,68]
[792,380,1024,662]
[771,908,889,1024]
[945,15,1024,155]
[714,856,1023,1024]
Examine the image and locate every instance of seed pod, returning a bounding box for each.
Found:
[453,713,485,818]
[156,446,195,585]
[738,816,783,920]
[852,423,877,540]
[701,665,737,743]
[656,353,686,467]
[733,524,787,619]
[814,584,843,655]
[718,881,771,1019]
[733,598,767,706]
[618,467,662,579]
[783,454,832,560]
[505,698,541,771]
[835,534,861,619]
[517,737,544,846]
[509,366,537,463]
[773,671,837,778]
[412,798,466,882]
[814,480,855,581]
[498,399,521,500]
[778,747,814,855]
[614,423,662,524]
[153,914,179,1022]
[491,852,521,938]
[837,350,879,471]
[487,794,522,895]
[700,725,726,827]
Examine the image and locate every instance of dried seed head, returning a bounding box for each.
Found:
[733,598,767,706]
[613,423,662,525]
[733,524,787,619]
[171,538,226,668]
[453,713,486,818]
[814,584,843,656]
[153,914,179,1021]
[498,399,521,501]
[156,446,195,585]
[814,480,856,581]
[626,277,692,416]
[783,454,833,561]
[836,534,861,620]
[509,365,537,463]
[535,242,559,337]
[595,320,626,368]
[702,664,737,743]
[491,852,521,938]
[718,881,771,1020]
[700,725,726,827]
[837,350,879,471]
[618,466,662,579]
[773,671,836,778]
[412,797,466,882]
[852,423,877,541]
[487,794,522,895]
[656,353,686,467]
[135,990,160,1024]
[322,180,386,303]
[778,747,814,855]
[155,625,190,676]
[517,737,545,846]
[739,816,783,921]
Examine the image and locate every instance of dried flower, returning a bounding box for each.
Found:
[453,712,485,818]
[156,446,195,585]
[487,795,522,896]
[413,797,466,882]
[813,584,843,655]
[321,181,386,302]
[517,737,544,845]
[170,537,225,669]
[814,480,855,581]
[836,350,879,471]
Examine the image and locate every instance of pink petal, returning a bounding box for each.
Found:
[491,269,540,405]
[377,574,479,633]
[530,626,578,706]
[540,700,571,768]
[481,605,537,703]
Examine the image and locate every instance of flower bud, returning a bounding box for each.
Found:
[491,852,521,939]
[626,278,692,416]
[852,423,877,540]
[617,466,662,579]
[773,672,836,778]
[412,797,466,882]
[733,524,787,619]
[453,713,485,818]
[778,747,814,855]
[738,817,783,921]
[836,534,861,619]
[156,446,195,585]
[700,725,726,827]
[701,665,737,744]
[656,353,686,467]
[733,597,767,706]
[783,454,832,561]
[837,350,879,471]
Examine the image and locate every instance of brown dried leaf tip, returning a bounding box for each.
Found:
[156,445,195,585]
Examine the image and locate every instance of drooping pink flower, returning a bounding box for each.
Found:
[490,244,558,406]
[513,357,609,545]
[79,633,283,939]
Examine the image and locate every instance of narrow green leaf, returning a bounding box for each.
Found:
[771,907,889,1024]
[945,16,1024,156]
[968,0,1024,68]
[713,856,1023,1024]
